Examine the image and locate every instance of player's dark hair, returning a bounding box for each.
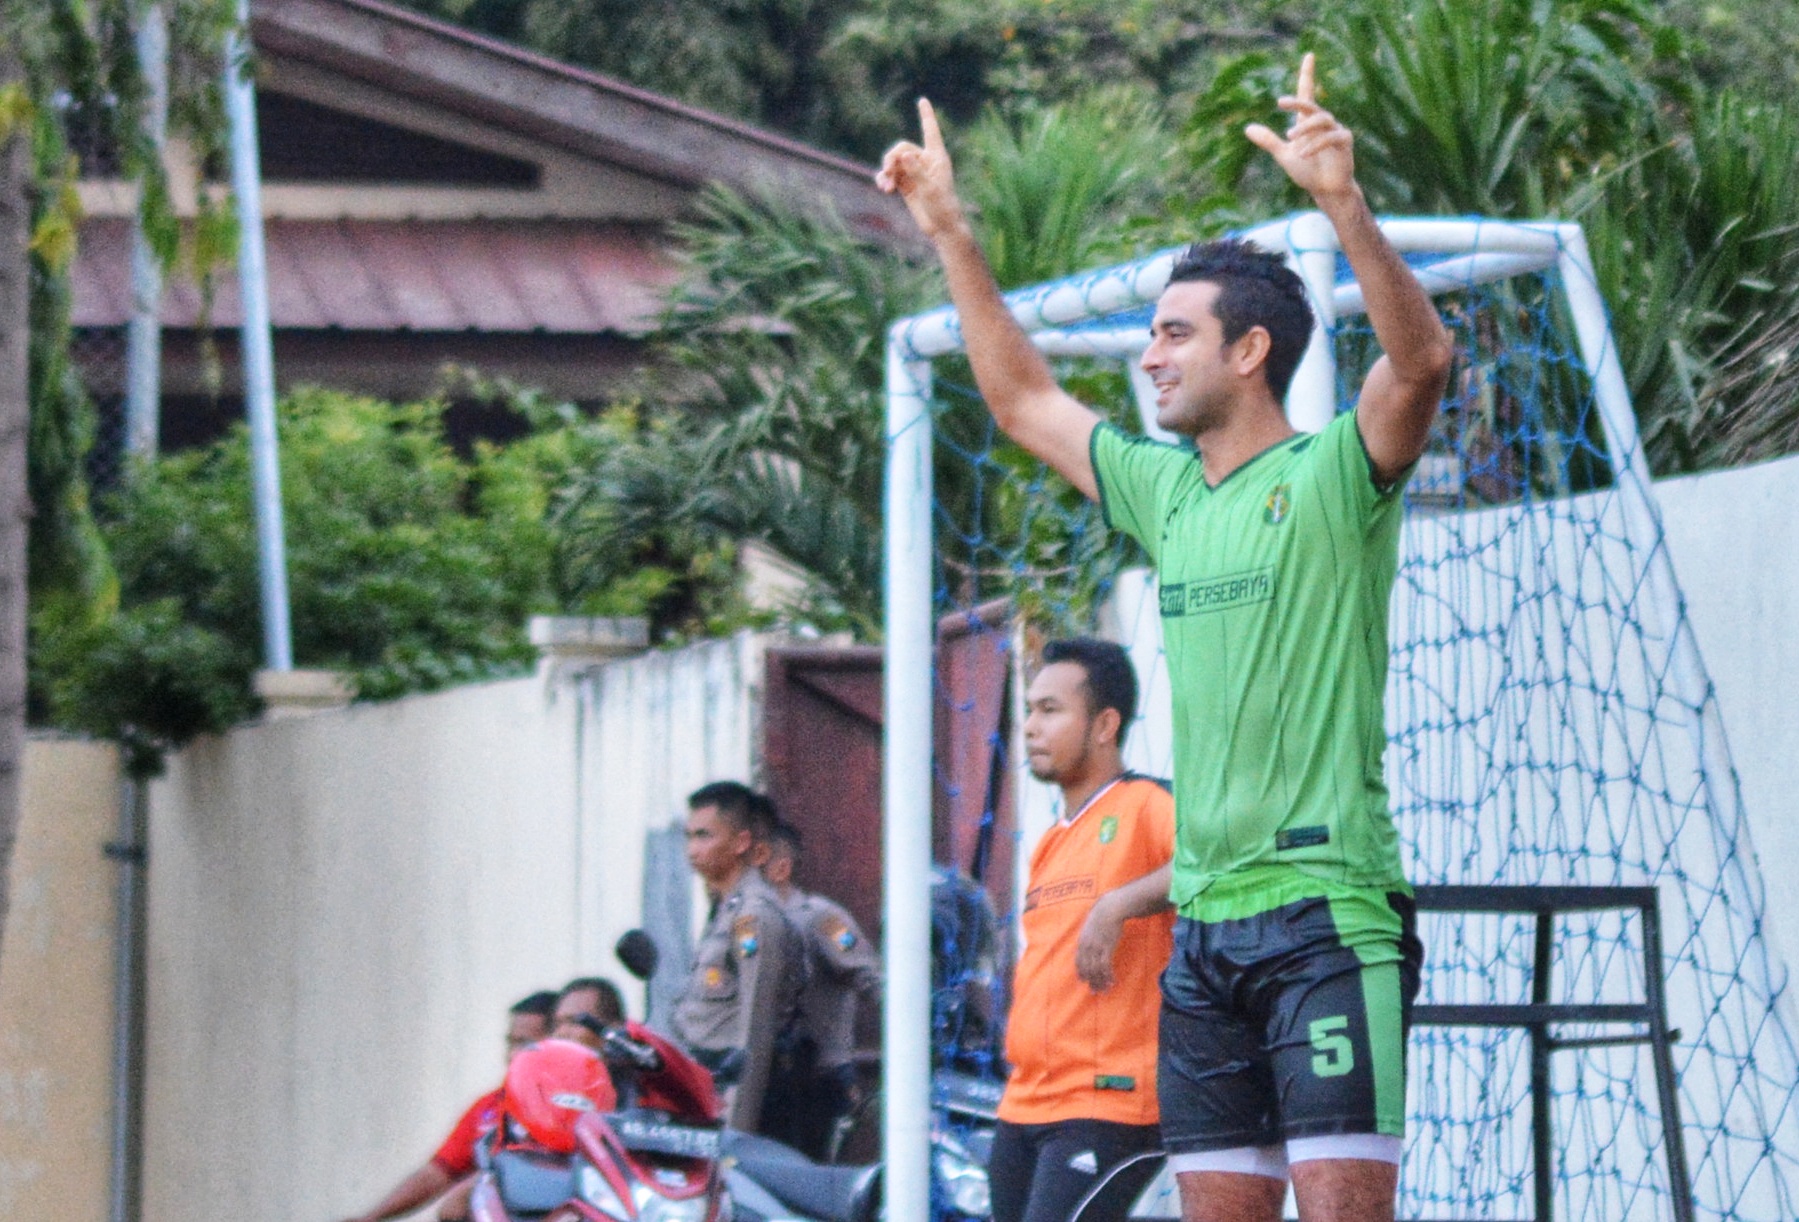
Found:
[1166,237,1314,403]
[688,780,759,834]
[510,990,559,1021]
[1042,637,1138,748]
[557,976,625,1027]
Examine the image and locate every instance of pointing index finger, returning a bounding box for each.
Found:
[918,98,945,154]
[1296,51,1316,106]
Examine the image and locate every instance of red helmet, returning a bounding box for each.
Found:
[501,1038,617,1153]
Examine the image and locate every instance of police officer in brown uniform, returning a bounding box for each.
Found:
[671,781,804,1132]
[760,820,882,1159]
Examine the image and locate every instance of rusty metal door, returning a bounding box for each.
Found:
[762,601,1018,950]
[763,646,886,943]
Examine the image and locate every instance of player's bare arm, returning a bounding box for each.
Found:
[876,100,1102,500]
[1246,53,1453,486]
[1074,862,1173,991]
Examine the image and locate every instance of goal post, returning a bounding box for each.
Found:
[882,213,1799,1221]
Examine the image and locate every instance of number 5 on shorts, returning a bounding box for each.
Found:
[1309,1015,1354,1077]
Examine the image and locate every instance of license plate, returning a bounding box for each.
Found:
[611,1113,722,1159]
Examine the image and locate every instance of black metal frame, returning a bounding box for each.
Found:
[1409,885,1694,1222]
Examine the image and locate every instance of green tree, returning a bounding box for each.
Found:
[822,0,1301,157]
[1180,0,1799,472]
[1581,92,1799,469]
[0,50,28,969]
[960,92,1170,290]
[34,386,745,775]
[617,184,928,635]
[599,97,1171,635]
[0,0,232,962]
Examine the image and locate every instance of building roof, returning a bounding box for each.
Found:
[72,0,913,337]
[249,0,907,239]
[75,218,674,334]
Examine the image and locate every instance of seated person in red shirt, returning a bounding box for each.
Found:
[339,990,556,1222]
[428,978,625,1219]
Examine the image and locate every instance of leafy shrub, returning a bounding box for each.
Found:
[30,385,746,771]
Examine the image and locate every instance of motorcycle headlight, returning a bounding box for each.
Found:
[633,1181,715,1222]
[934,1144,991,1218]
[581,1166,633,1222]
[584,1167,717,1222]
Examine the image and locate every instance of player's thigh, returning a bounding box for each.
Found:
[1288,1156,1398,1222]
[1158,924,1282,1153]
[1018,1121,1161,1222]
[1174,1169,1285,1222]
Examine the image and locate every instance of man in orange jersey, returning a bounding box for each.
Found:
[991,638,1177,1222]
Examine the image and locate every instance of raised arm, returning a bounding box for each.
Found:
[1246,54,1453,486]
[877,100,1102,501]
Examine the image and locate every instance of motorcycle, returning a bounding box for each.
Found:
[715,1063,996,1222]
[469,942,730,1222]
[720,1130,882,1222]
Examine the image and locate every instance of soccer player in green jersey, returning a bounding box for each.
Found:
[877,53,1452,1222]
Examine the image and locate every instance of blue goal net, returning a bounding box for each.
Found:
[884,215,1799,1222]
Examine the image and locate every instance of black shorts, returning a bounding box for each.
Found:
[1157,886,1422,1153]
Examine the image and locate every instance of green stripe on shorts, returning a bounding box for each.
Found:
[1354,957,1406,1135]
[1329,887,1409,1136]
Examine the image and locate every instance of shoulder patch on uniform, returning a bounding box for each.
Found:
[1098,816,1119,844]
[822,916,857,951]
[733,914,760,957]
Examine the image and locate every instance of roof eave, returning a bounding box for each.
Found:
[249,0,915,244]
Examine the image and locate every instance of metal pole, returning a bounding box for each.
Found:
[124,3,168,461]
[223,0,293,669]
[1531,912,1555,1222]
[106,777,148,1222]
[1282,211,1341,433]
[883,338,934,1222]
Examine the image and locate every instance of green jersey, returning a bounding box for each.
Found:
[1090,412,1407,911]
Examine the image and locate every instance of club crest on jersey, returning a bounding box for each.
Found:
[733,915,759,957]
[1264,484,1292,525]
[1098,816,1118,844]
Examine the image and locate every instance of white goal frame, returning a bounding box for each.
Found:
[878,214,1754,1222]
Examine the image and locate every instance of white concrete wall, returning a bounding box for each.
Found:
[141,633,766,1222]
[1654,452,1799,959]
[0,738,120,1222]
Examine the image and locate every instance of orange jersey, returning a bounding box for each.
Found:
[999,776,1176,1126]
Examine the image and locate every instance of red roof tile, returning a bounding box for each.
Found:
[72,217,676,335]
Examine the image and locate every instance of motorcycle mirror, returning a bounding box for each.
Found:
[615,929,660,982]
